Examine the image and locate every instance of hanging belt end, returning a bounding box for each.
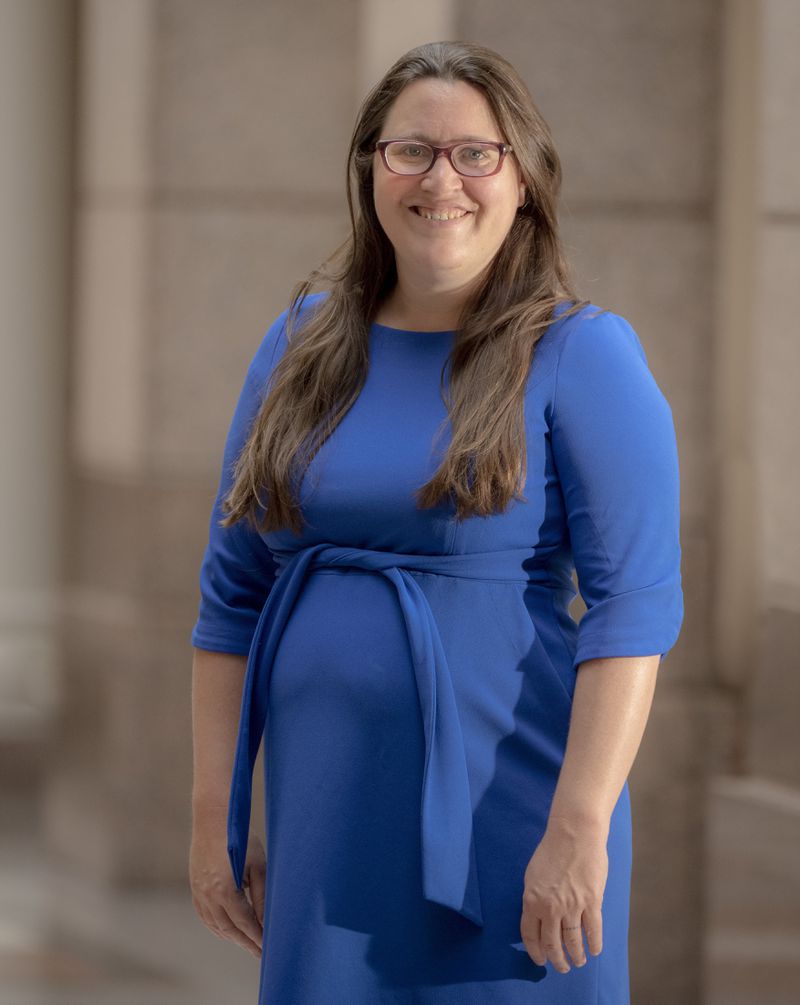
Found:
[227,832,247,891]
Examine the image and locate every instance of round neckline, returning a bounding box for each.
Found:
[371,321,455,336]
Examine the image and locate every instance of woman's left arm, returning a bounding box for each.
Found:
[548,653,660,834]
[524,310,684,973]
[519,654,660,974]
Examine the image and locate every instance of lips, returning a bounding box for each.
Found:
[410,206,473,221]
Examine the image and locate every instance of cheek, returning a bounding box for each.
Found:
[372,187,394,233]
[473,179,517,218]
[373,179,406,222]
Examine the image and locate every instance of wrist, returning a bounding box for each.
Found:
[546,810,610,840]
[192,792,229,821]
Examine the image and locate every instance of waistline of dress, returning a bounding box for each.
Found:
[226,541,570,932]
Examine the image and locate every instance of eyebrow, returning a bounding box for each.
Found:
[384,134,500,144]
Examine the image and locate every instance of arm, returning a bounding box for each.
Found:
[191,647,248,821]
[542,310,681,829]
[519,309,684,972]
[187,316,289,958]
[189,648,265,961]
[189,325,284,809]
[520,655,659,973]
[547,653,660,839]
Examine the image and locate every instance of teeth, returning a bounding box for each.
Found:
[416,207,468,221]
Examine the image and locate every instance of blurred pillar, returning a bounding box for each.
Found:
[745,0,800,797]
[0,2,75,742]
[704,0,800,998]
[44,0,361,885]
[42,0,157,882]
[357,0,456,97]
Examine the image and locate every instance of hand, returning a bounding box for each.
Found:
[189,815,266,960]
[519,818,607,973]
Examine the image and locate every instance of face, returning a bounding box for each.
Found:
[372,77,526,294]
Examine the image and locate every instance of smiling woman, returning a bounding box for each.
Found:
[188,39,684,1005]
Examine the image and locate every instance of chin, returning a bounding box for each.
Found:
[413,247,471,269]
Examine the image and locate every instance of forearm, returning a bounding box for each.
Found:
[546,654,661,837]
[191,647,248,822]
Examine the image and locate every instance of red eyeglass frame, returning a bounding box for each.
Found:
[374,139,514,177]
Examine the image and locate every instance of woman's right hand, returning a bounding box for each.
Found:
[189,812,266,960]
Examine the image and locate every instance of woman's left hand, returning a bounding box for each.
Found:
[519,818,608,973]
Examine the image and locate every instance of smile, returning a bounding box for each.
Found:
[410,206,472,224]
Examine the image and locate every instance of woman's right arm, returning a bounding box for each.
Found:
[191,647,247,813]
[187,306,312,956]
[189,647,265,960]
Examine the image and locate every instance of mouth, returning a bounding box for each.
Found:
[409,206,473,224]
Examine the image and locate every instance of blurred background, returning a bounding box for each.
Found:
[0,0,798,1003]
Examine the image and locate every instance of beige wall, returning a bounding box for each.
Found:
[0,0,74,746]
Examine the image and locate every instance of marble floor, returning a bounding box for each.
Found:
[701,774,800,1005]
[0,791,258,1005]
[1,776,798,1004]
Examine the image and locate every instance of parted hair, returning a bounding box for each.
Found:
[220,40,590,536]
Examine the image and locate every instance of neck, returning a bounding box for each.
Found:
[378,274,479,331]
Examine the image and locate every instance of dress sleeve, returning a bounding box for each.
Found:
[189,325,283,656]
[550,309,684,671]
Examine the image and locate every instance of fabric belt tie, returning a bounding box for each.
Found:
[227,542,556,929]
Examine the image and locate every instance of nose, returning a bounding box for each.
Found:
[419,153,464,192]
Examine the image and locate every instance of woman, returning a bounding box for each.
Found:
[188,40,683,1004]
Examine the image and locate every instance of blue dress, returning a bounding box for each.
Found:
[190,293,684,1004]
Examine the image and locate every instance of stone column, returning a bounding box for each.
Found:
[42,0,157,882]
[0,3,74,748]
[44,0,360,885]
[357,0,456,96]
[705,1,800,1000]
[748,0,800,794]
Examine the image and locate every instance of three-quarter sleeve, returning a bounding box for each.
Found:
[550,309,684,671]
[190,328,282,656]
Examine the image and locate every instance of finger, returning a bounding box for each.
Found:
[583,904,603,957]
[247,861,267,928]
[541,918,570,973]
[191,894,219,935]
[561,916,587,967]
[227,888,265,950]
[209,902,262,959]
[520,914,545,966]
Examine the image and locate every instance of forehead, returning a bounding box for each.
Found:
[380,78,501,141]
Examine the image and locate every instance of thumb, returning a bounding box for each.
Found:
[245,859,266,927]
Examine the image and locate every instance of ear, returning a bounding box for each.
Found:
[518,183,527,208]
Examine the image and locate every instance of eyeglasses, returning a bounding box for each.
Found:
[374,139,513,177]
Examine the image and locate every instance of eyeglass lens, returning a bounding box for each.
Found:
[384,141,501,176]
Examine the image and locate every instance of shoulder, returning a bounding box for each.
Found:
[548,303,674,421]
[550,302,656,389]
[527,301,640,396]
[248,291,330,388]
[550,302,649,371]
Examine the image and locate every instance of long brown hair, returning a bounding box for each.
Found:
[222,40,591,536]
